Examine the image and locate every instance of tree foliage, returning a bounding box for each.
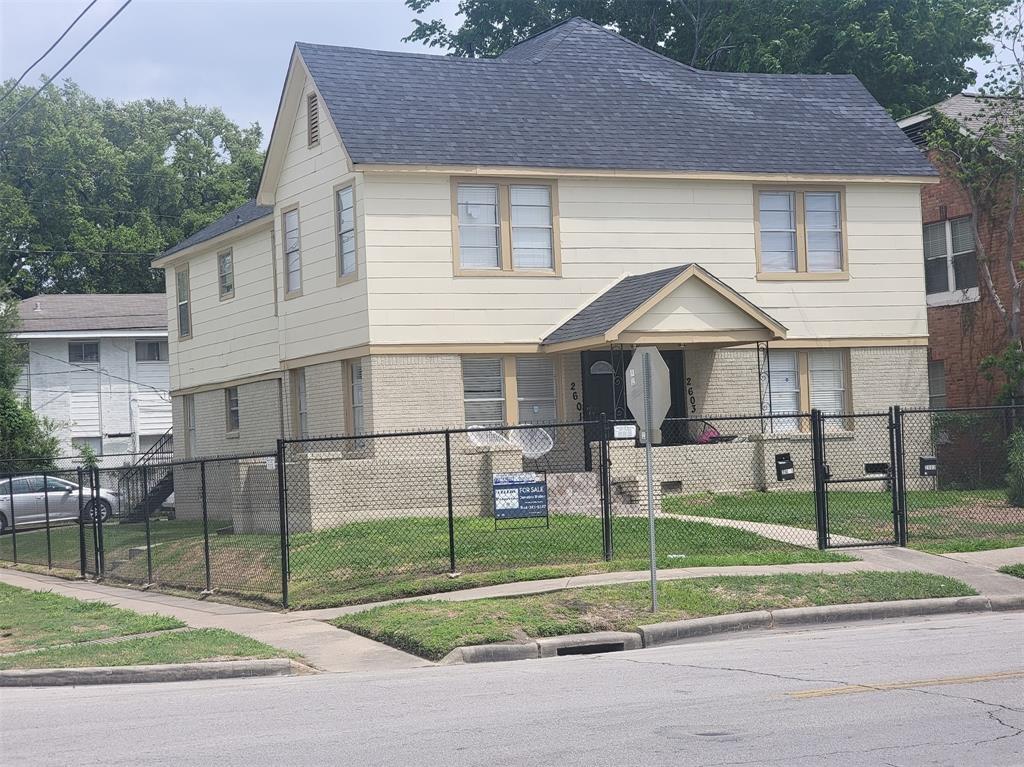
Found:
[927,2,1024,399]
[0,292,59,466]
[405,0,1005,116]
[0,80,263,297]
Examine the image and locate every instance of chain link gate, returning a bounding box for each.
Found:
[811,409,906,549]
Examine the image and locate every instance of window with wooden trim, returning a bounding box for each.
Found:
[218,248,235,299]
[924,216,978,305]
[757,189,845,276]
[293,369,308,438]
[515,357,556,424]
[336,185,356,279]
[176,267,191,338]
[68,342,99,364]
[462,357,505,426]
[184,394,197,457]
[350,359,365,437]
[928,360,947,408]
[454,180,558,274]
[762,349,848,430]
[307,93,320,147]
[283,208,301,295]
[225,386,240,433]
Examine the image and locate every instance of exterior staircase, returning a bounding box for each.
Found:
[117,431,174,521]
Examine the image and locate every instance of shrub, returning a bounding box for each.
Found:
[1005,430,1024,507]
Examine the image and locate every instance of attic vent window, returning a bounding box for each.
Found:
[307,93,320,147]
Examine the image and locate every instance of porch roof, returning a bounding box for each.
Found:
[542,264,787,351]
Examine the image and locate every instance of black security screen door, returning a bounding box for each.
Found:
[581,349,688,445]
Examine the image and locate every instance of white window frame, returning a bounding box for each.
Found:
[225,387,240,434]
[924,216,980,307]
[283,208,302,297]
[349,359,365,438]
[294,369,309,438]
[68,341,100,364]
[176,266,191,338]
[184,394,197,457]
[761,349,849,432]
[218,248,235,300]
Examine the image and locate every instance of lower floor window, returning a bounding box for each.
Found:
[516,357,556,424]
[71,436,103,456]
[762,349,848,430]
[463,357,505,427]
[350,359,365,437]
[225,387,240,433]
[928,360,946,408]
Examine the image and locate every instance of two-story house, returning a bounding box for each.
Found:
[154,17,936,460]
[15,294,172,457]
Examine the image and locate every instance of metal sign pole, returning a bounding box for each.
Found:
[643,351,658,613]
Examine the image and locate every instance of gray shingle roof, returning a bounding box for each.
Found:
[17,294,167,333]
[902,92,1015,156]
[297,17,934,177]
[161,200,273,258]
[543,265,690,345]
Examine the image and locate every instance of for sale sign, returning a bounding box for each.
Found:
[492,472,549,520]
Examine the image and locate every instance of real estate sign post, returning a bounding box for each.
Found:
[626,347,671,612]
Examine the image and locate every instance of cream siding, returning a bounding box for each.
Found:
[165,224,279,392]
[362,175,926,345]
[626,279,765,333]
[272,74,370,365]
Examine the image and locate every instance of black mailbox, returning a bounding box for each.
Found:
[920,456,938,477]
[775,453,795,481]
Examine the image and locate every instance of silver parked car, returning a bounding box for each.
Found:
[0,476,119,534]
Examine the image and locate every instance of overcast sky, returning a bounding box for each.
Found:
[0,0,460,140]
[1,0,994,147]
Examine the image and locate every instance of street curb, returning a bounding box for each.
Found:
[536,631,642,658]
[0,658,314,687]
[441,595,1024,664]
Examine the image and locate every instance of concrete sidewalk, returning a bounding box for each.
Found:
[939,545,1024,570]
[0,569,427,674]
[2,545,1020,673]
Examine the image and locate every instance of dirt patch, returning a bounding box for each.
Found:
[910,498,1024,525]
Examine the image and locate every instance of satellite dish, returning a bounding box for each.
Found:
[508,428,554,459]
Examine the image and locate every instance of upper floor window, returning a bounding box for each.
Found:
[757,189,845,277]
[68,342,99,364]
[218,249,235,299]
[283,208,301,296]
[225,387,240,433]
[924,216,978,306]
[336,184,356,281]
[454,180,559,275]
[176,267,191,338]
[135,340,166,362]
[307,93,320,148]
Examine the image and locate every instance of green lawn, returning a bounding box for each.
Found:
[666,489,1024,553]
[0,628,290,671]
[0,581,182,653]
[0,582,291,671]
[335,571,977,660]
[998,563,1024,579]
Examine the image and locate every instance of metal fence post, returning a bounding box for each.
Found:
[77,467,86,577]
[445,430,456,573]
[200,461,212,593]
[6,473,16,564]
[43,472,52,569]
[142,464,153,585]
[599,412,613,561]
[93,467,105,575]
[810,409,829,550]
[892,405,909,547]
[276,439,289,608]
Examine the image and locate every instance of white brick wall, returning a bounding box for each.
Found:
[173,378,283,458]
[366,354,463,432]
[849,346,929,410]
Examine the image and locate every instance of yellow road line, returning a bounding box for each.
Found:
[789,670,1024,699]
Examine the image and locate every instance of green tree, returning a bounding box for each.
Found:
[0,292,59,470]
[405,0,1005,116]
[0,80,263,297]
[927,4,1024,400]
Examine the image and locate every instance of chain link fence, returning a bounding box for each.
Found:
[3,405,1023,608]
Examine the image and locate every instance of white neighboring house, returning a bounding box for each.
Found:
[14,294,172,458]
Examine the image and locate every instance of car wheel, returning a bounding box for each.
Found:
[82,499,112,523]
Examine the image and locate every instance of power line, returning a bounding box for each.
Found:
[26,199,188,222]
[0,0,101,106]
[0,0,134,133]
[27,347,171,398]
[7,249,164,259]
[4,162,218,182]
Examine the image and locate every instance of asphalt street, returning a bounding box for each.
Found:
[2,612,1022,766]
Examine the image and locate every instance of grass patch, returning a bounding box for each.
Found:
[998,563,1024,579]
[667,489,1024,553]
[0,582,183,653]
[0,628,291,670]
[335,571,976,660]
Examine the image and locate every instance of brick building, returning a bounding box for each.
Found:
[900,93,1023,407]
